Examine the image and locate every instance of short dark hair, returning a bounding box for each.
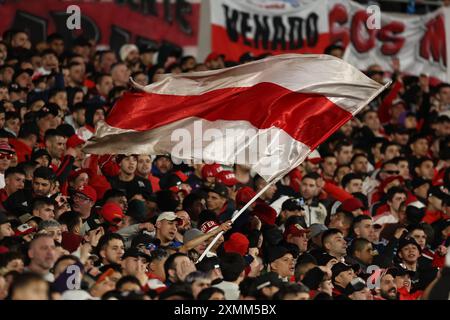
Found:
[219,252,246,282]
[197,287,225,300]
[350,153,368,165]
[33,166,56,182]
[341,173,363,188]
[381,141,400,155]
[321,228,343,247]
[7,272,49,299]
[302,172,321,181]
[352,215,372,232]
[32,197,55,211]
[116,275,141,291]
[58,211,81,233]
[5,166,25,178]
[334,140,352,153]
[349,238,371,256]
[18,125,39,140]
[97,233,124,253]
[103,189,127,202]
[44,128,65,142]
[273,283,309,300]
[182,193,204,212]
[164,252,189,282]
[386,186,407,202]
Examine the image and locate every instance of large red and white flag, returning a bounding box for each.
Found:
[84,54,388,182]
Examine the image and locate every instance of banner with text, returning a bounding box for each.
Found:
[210,0,450,82]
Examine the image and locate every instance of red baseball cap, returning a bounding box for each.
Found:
[201,163,223,179]
[223,232,249,256]
[236,187,257,206]
[75,185,97,203]
[204,52,225,63]
[66,134,85,149]
[100,202,124,224]
[215,170,238,187]
[284,223,309,240]
[253,203,277,226]
[340,198,364,213]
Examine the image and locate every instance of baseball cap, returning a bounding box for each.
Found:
[429,185,449,201]
[308,224,328,239]
[75,185,97,203]
[410,177,431,190]
[0,142,15,154]
[223,232,249,256]
[266,246,293,264]
[340,198,364,213]
[126,199,149,223]
[159,173,183,191]
[306,149,322,164]
[207,183,229,198]
[201,163,223,179]
[204,52,224,63]
[66,134,85,149]
[236,187,257,206]
[215,170,238,187]
[100,202,124,224]
[37,103,60,119]
[183,228,203,244]
[397,237,422,254]
[250,272,283,293]
[18,213,42,225]
[344,277,367,295]
[122,247,151,262]
[156,211,181,223]
[331,262,359,281]
[385,266,415,278]
[281,197,304,212]
[283,223,309,240]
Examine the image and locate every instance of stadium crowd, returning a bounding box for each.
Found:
[0,25,449,300]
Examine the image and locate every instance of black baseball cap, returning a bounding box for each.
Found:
[385,266,415,278]
[344,277,367,295]
[331,262,359,281]
[250,272,283,293]
[207,183,229,198]
[281,198,304,211]
[266,246,294,264]
[397,237,422,254]
[122,248,151,262]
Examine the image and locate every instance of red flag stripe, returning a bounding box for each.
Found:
[107,82,352,149]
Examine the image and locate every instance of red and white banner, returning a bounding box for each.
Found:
[84,54,387,182]
[0,0,200,52]
[210,0,450,82]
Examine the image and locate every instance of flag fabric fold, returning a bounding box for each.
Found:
[83,54,388,182]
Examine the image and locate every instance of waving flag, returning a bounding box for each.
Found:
[83,54,388,182]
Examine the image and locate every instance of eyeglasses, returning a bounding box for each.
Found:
[0,153,14,160]
[384,170,400,175]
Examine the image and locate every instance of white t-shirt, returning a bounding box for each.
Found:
[0,173,5,189]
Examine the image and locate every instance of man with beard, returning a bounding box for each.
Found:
[25,233,57,282]
[375,271,399,300]
[3,166,57,217]
[119,44,141,72]
[151,155,173,179]
[136,154,160,192]
[108,155,152,199]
